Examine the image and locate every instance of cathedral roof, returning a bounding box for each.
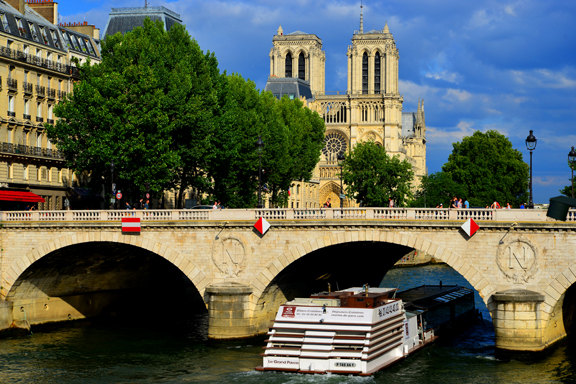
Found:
[264,77,313,101]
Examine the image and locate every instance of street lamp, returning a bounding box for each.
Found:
[110,160,115,210]
[525,130,537,209]
[256,136,264,208]
[569,146,576,199]
[337,151,345,210]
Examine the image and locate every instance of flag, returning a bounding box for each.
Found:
[121,217,141,233]
[461,218,479,237]
[254,217,271,235]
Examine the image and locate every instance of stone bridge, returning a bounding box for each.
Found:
[1,207,575,355]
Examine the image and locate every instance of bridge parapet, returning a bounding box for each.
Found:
[1,207,572,223]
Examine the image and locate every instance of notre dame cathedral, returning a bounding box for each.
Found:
[265,8,426,208]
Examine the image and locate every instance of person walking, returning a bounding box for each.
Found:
[506,202,511,209]
[143,200,149,210]
[451,197,458,209]
[125,201,131,210]
[464,198,469,209]
[458,198,463,208]
[324,198,332,208]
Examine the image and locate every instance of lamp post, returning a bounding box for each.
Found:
[256,136,264,208]
[110,160,115,210]
[337,151,345,210]
[569,146,576,199]
[525,130,537,209]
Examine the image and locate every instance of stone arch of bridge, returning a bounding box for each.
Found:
[542,266,576,341]
[250,228,497,311]
[2,232,208,300]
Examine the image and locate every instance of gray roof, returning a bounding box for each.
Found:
[402,112,416,137]
[0,1,99,58]
[286,30,309,36]
[264,77,313,101]
[103,6,182,38]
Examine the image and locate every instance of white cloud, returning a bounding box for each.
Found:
[427,121,477,147]
[425,70,462,83]
[512,68,576,89]
[443,88,472,102]
[533,176,565,186]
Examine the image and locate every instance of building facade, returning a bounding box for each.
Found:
[267,11,427,208]
[0,0,100,210]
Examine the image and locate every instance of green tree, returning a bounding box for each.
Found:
[46,19,218,204]
[340,141,414,207]
[441,130,529,207]
[206,73,273,208]
[264,96,325,207]
[410,171,465,208]
[560,160,576,197]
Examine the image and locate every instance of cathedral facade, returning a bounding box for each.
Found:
[266,13,427,208]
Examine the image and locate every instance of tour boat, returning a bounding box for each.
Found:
[256,284,475,376]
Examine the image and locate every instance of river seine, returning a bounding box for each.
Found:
[1,264,575,383]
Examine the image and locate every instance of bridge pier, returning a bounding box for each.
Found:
[206,282,255,339]
[492,290,551,357]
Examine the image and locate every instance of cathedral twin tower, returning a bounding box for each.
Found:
[266,10,427,207]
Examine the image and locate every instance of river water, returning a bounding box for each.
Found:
[1,264,575,384]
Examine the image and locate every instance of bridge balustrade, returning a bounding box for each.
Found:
[1,208,573,222]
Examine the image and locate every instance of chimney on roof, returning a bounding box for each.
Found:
[26,0,58,24]
[5,0,26,14]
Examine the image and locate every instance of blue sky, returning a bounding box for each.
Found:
[58,0,576,204]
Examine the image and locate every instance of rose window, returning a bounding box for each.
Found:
[322,132,347,159]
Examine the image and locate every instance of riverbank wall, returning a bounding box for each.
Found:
[393,250,444,268]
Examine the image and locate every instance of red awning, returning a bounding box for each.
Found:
[0,191,45,202]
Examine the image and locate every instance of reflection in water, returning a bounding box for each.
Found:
[0,265,575,383]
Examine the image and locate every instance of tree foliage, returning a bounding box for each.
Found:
[410,171,465,208]
[340,141,414,207]
[560,160,576,198]
[46,19,325,208]
[441,130,529,207]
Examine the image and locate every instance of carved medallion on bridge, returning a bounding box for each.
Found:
[496,237,539,284]
[212,236,248,277]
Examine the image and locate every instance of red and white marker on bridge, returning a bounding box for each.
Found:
[461,218,479,237]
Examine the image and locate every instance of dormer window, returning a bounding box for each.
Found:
[61,30,71,48]
[17,18,25,37]
[1,14,10,33]
[28,22,39,42]
[70,35,80,50]
[41,27,49,45]
[50,30,59,48]
[84,39,95,55]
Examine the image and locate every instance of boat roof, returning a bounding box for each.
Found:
[397,285,472,308]
[338,287,397,294]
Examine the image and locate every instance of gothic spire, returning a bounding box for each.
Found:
[359,1,364,33]
[383,21,389,33]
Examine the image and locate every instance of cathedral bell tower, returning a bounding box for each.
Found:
[347,20,399,96]
[269,25,326,95]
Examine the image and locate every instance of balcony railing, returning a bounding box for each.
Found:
[36,85,45,97]
[0,142,63,160]
[0,46,83,75]
[58,90,67,99]
[47,87,55,99]
[23,82,33,94]
[7,77,17,90]
[23,114,31,120]
[46,118,54,124]
[7,111,15,117]
[36,116,43,122]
